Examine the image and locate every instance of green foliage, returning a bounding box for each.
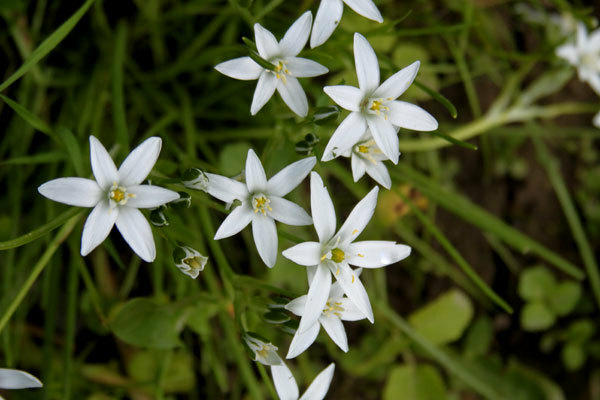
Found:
[383,364,447,400]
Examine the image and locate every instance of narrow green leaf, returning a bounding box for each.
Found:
[420,130,477,150]
[112,22,129,154]
[0,0,96,91]
[0,94,53,136]
[0,152,66,166]
[414,79,458,119]
[247,49,276,71]
[56,127,85,176]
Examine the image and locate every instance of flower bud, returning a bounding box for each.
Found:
[243,333,282,366]
[173,246,208,279]
[149,206,169,227]
[182,168,209,192]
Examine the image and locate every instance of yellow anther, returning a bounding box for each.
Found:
[358,253,364,257]
[331,248,345,263]
[110,188,125,203]
[370,100,383,112]
[351,275,355,283]
[253,195,271,215]
[320,254,327,261]
[336,268,340,275]
[352,229,358,234]
[358,145,369,153]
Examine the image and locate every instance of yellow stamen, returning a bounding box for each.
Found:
[351,275,355,283]
[331,248,345,263]
[358,145,369,153]
[352,229,358,235]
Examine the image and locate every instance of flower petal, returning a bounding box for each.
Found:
[0,369,43,389]
[268,196,312,226]
[343,0,383,22]
[556,44,578,65]
[215,56,263,80]
[286,57,329,78]
[310,172,336,243]
[282,241,322,266]
[329,261,373,322]
[298,264,331,333]
[251,71,278,115]
[252,213,278,268]
[372,61,420,99]
[285,295,308,316]
[594,110,600,128]
[330,281,344,299]
[277,76,308,117]
[254,23,280,60]
[118,137,162,186]
[322,112,367,161]
[272,361,299,400]
[351,154,367,182]
[388,101,438,132]
[245,149,267,193]
[89,136,118,191]
[205,173,248,203]
[81,200,118,256]
[126,185,180,208]
[115,207,156,262]
[320,315,348,352]
[310,0,344,48]
[267,156,316,197]
[286,321,320,359]
[38,177,102,207]
[299,363,335,400]
[323,85,363,112]
[367,115,399,164]
[353,33,379,94]
[307,265,317,283]
[279,11,312,57]
[347,241,411,268]
[339,298,367,321]
[364,160,391,189]
[214,203,254,240]
[336,186,378,246]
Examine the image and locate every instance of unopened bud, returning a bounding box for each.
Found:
[173,246,208,279]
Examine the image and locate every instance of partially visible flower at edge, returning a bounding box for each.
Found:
[0,368,42,390]
[272,361,335,400]
[556,22,600,93]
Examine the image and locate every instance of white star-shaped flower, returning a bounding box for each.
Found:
[310,0,383,48]
[215,11,328,117]
[272,361,335,400]
[206,149,316,268]
[38,136,180,262]
[282,172,411,335]
[0,368,42,390]
[556,22,600,93]
[322,33,438,164]
[285,276,366,358]
[338,130,393,189]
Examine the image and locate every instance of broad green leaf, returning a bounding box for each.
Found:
[408,290,474,345]
[566,319,595,344]
[186,303,220,336]
[218,142,252,176]
[127,350,195,393]
[463,316,494,359]
[561,343,585,371]
[0,94,53,136]
[521,302,555,332]
[518,266,556,301]
[548,281,581,316]
[383,364,447,400]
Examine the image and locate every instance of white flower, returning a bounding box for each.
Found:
[244,334,282,366]
[174,246,208,279]
[556,22,600,93]
[594,110,600,128]
[0,368,42,389]
[272,361,335,400]
[206,150,316,268]
[322,33,438,164]
[285,277,366,358]
[282,172,411,335]
[338,130,393,189]
[310,0,383,48]
[215,11,328,117]
[38,136,179,262]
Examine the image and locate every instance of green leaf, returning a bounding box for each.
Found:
[548,281,582,316]
[263,311,290,324]
[0,0,96,91]
[111,298,185,349]
[463,316,494,359]
[413,79,458,119]
[419,129,478,150]
[218,142,252,176]
[566,319,595,344]
[408,290,474,345]
[518,266,556,301]
[247,49,276,71]
[383,364,447,400]
[517,69,574,106]
[561,343,586,371]
[521,302,556,332]
[0,94,53,136]
[127,350,195,393]
[56,127,85,176]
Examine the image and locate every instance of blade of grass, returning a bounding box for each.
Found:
[413,80,457,119]
[0,94,53,136]
[419,130,477,150]
[112,22,129,154]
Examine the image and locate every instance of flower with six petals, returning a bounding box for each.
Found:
[556,22,600,93]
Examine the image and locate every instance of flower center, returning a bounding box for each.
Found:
[184,256,204,271]
[363,97,393,119]
[272,60,290,82]
[252,194,272,215]
[322,299,344,318]
[354,140,383,164]
[331,247,345,263]
[108,182,135,207]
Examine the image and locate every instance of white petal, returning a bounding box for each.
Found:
[215,57,263,80]
[89,136,118,191]
[336,186,378,245]
[320,315,348,352]
[214,203,254,239]
[594,110,600,128]
[267,156,316,197]
[251,71,278,115]
[38,177,102,207]
[310,0,344,48]
[118,137,161,186]
[364,160,391,189]
[0,369,43,389]
[298,264,331,333]
[388,101,438,132]
[299,363,335,400]
[323,85,363,111]
[322,112,367,161]
[347,241,411,268]
[286,57,329,77]
[339,298,367,321]
[351,155,367,182]
[329,261,373,322]
[286,321,320,359]
[307,265,317,283]
[254,23,280,60]
[126,185,180,208]
[285,295,308,316]
[115,207,156,262]
[245,149,267,193]
[329,281,344,299]
[310,172,336,243]
[556,44,578,65]
[282,241,322,266]
[272,361,300,400]
[279,11,312,57]
[205,173,248,203]
[252,214,278,268]
[343,0,383,22]
[268,196,312,226]
[277,76,308,117]
[373,61,420,99]
[367,115,399,164]
[353,33,379,94]
[81,200,118,256]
